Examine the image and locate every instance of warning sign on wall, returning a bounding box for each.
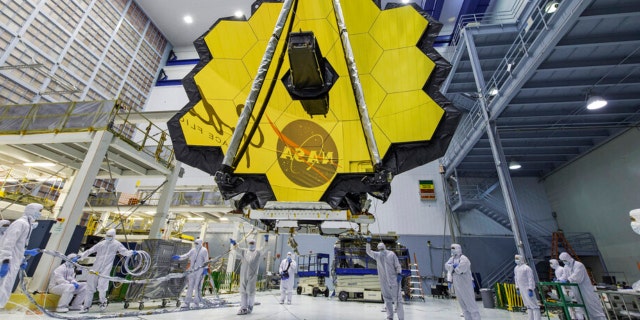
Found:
[419,180,435,200]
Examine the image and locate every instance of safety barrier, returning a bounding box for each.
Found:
[494,282,523,311]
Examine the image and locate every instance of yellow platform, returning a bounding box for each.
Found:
[5,292,60,311]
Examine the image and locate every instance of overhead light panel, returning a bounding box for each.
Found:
[234,10,244,18]
[183,15,193,24]
[187,217,204,221]
[544,1,560,14]
[508,161,521,170]
[586,95,607,110]
[24,162,55,167]
[488,87,499,96]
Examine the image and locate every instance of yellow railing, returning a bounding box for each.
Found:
[0,100,175,169]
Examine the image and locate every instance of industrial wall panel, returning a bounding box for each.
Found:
[91,1,118,35]
[0,76,37,104]
[43,0,82,34]
[63,41,98,81]
[0,0,34,34]
[106,42,131,75]
[1,0,166,108]
[116,20,138,54]
[144,24,166,54]
[109,0,129,15]
[78,17,109,56]
[125,3,147,34]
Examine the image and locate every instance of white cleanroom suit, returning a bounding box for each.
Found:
[514,255,541,320]
[173,239,209,308]
[445,243,481,320]
[233,237,266,315]
[559,252,607,320]
[0,203,43,308]
[80,228,134,311]
[48,253,88,312]
[366,241,404,320]
[279,252,297,304]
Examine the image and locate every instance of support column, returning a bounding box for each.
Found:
[148,162,182,239]
[30,130,113,291]
[462,30,536,280]
[199,222,207,241]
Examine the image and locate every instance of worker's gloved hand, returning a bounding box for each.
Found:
[397,274,403,283]
[171,255,180,261]
[453,263,459,269]
[202,268,208,275]
[560,279,568,283]
[0,262,9,278]
[365,236,371,243]
[24,248,40,256]
[264,234,269,242]
[528,289,534,297]
[20,260,28,270]
[230,239,236,246]
[73,282,79,290]
[71,256,79,263]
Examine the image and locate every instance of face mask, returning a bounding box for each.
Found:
[287,256,292,262]
[249,244,256,251]
[106,236,114,242]
[31,222,39,230]
[561,260,569,265]
[631,220,640,235]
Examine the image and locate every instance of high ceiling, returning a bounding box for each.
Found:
[133,0,472,48]
[441,0,640,179]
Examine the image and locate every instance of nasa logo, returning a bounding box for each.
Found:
[276,120,338,188]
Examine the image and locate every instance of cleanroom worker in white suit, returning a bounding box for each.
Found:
[79,228,136,312]
[549,259,565,282]
[48,253,88,313]
[231,235,267,315]
[278,251,297,305]
[0,220,10,240]
[0,203,43,309]
[559,252,607,320]
[514,255,541,320]
[445,243,481,320]
[366,238,404,320]
[172,238,209,308]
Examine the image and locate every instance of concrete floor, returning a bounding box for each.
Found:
[3,289,558,319]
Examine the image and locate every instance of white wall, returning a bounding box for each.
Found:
[368,160,448,235]
[545,128,640,284]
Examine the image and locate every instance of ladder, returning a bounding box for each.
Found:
[550,231,595,284]
[408,253,425,301]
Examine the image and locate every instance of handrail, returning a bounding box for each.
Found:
[449,0,529,46]
[441,0,568,170]
[0,100,175,169]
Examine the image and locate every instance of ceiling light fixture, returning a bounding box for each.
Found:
[23,162,55,167]
[234,10,243,18]
[544,1,559,14]
[183,15,193,24]
[401,0,410,3]
[187,217,204,221]
[586,95,607,110]
[488,87,499,96]
[508,161,522,170]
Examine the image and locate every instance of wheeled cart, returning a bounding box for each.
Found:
[123,239,192,310]
[296,253,331,297]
